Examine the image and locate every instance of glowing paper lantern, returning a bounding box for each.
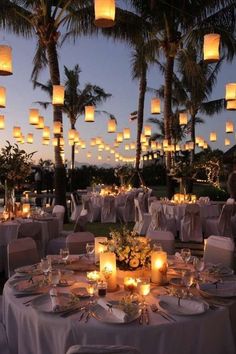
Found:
[94,0,115,28]
[27,133,33,144]
[98,155,102,160]
[226,100,236,110]
[179,112,188,125]
[52,85,64,105]
[0,45,12,75]
[59,138,65,146]
[151,98,161,114]
[36,116,44,129]
[68,129,76,140]
[203,142,208,149]
[107,118,117,133]
[130,142,136,150]
[116,132,123,143]
[42,138,50,145]
[43,126,50,139]
[87,152,92,158]
[203,33,220,62]
[90,138,96,146]
[0,87,6,108]
[0,115,5,129]
[163,139,168,148]
[210,132,217,142]
[13,126,21,138]
[188,141,194,150]
[123,128,131,139]
[225,83,236,101]
[226,121,234,133]
[140,134,146,144]
[125,144,129,151]
[225,138,231,146]
[96,136,102,145]
[53,121,62,134]
[52,138,58,146]
[85,106,95,122]
[144,125,152,137]
[29,108,39,125]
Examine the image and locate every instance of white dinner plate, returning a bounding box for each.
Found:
[92,301,141,324]
[14,264,42,276]
[159,295,208,316]
[31,293,80,314]
[10,277,44,293]
[205,265,234,277]
[199,281,236,298]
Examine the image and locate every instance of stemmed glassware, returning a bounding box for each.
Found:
[86,242,95,260]
[182,271,194,297]
[50,269,61,288]
[40,257,51,283]
[60,248,70,264]
[181,248,191,264]
[193,257,205,280]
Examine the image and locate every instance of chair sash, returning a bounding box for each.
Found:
[181,204,202,242]
[218,204,234,236]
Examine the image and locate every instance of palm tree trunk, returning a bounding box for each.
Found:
[70,122,75,192]
[190,114,195,164]
[164,55,175,198]
[46,42,67,219]
[135,64,147,180]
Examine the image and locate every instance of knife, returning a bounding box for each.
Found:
[60,306,86,318]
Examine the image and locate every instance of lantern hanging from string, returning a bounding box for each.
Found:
[210,132,217,142]
[125,144,129,151]
[52,85,65,106]
[13,126,21,138]
[68,129,76,140]
[116,132,123,143]
[85,106,95,122]
[130,142,136,150]
[90,138,96,146]
[27,133,33,144]
[43,126,50,140]
[59,138,65,146]
[163,139,168,148]
[179,112,188,125]
[36,116,44,129]
[123,128,130,139]
[87,152,92,158]
[203,142,208,149]
[0,115,5,129]
[29,108,39,125]
[94,0,115,28]
[107,118,117,133]
[225,83,236,101]
[53,121,62,134]
[226,121,234,133]
[144,125,152,137]
[188,141,194,150]
[203,33,220,62]
[226,100,236,110]
[151,141,156,150]
[151,98,161,114]
[52,138,58,146]
[42,138,50,145]
[225,138,231,146]
[0,45,12,75]
[0,87,6,108]
[140,134,146,144]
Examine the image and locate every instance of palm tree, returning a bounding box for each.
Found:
[0,0,95,213]
[35,64,111,173]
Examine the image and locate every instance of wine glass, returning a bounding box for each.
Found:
[182,271,194,297]
[40,258,51,282]
[193,257,205,280]
[138,277,151,307]
[51,269,61,288]
[181,248,191,264]
[86,242,95,260]
[152,241,163,252]
[60,248,70,264]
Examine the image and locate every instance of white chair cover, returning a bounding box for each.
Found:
[52,205,65,233]
[146,230,175,254]
[66,345,140,354]
[147,203,167,232]
[198,197,210,204]
[18,221,42,256]
[101,196,116,223]
[204,236,235,268]
[0,322,10,354]
[226,198,235,204]
[133,199,151,235]
[7,237,40,278]
[81,196,100,222]
[70,193,81,222]
[66,232,94,254]
[205,204,234,237]
[180,204,202,242]
[148,196,157,213]
[117,194,135,223]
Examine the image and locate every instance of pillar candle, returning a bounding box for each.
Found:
[100,252,116,291]
[151,251,167,285]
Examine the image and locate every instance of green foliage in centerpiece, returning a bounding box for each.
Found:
[107,227,152,271]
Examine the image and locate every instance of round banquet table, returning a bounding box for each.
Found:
[2,271,236,354]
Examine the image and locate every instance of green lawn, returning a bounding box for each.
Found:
[64,222,134,237]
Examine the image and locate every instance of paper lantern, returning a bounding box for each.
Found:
[225,138,230,146]
[151,98,161,114]
[144,125,152,137]
[153,153,158,158]
[13,126,21,138]
[151,251,167,284]
[140,134,146,143]
[107,118,116,133]
[203,142,208,149]
[188,141,194,150]
[143,155,147,161]
[225,83,236,101]
[151,141,156,149]
[210,132,217,142]
[105,144,110,151]
[68,129,76,140]
[53,121,62,134]
[226,100,236,110]
[179,112,188,125]
[52,85,64,105]
[116,132,123,143]
[98,155,102,160]
[59,138,64,146]
[22,203,30,215]
[123,128,130,139]
[163,139,168,148]
[29,108,39,125]
[96,136,102,145]
[27,133,33,144]
[94,0,115,28]
[42,126,50,139]
[90,138,96,146]
[42,138,49,145]
[226,121,234,133]
[87,151,92,158]
[85,106,95,122]
[195,136,201,144]
[0,115,5,129]
[0,87,6,108]
[81,141,86,149]
[0,45,12,75]
[130,142,136,150]
[36,116,44,129]
[175,144,180,152]
[52,138,58,146]
[125,144,129,151]
[203,33,220,62]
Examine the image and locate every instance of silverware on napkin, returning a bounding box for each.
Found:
[150,304,176,322]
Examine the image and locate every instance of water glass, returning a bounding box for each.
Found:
[51,269,61,287]
[86,242,95,259]
[181,248,191,264]
[193,257,205,280]
[60,248,70,264]
[182,271,194,296]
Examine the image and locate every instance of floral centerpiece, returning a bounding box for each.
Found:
[106,227,152,271]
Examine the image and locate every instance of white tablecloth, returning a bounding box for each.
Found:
[2,274,236,354]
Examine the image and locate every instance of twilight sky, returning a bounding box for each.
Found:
[0,29,235,166]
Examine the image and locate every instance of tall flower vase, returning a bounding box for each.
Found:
[4,180,15,218]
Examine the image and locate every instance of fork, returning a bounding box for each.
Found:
[150,304,176,322]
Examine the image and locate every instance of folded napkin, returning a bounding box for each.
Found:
[200,281,236,297]
[174,252,184,262]
[159,295,206,315]
[97,299,128,322]
[49,288,61,312]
